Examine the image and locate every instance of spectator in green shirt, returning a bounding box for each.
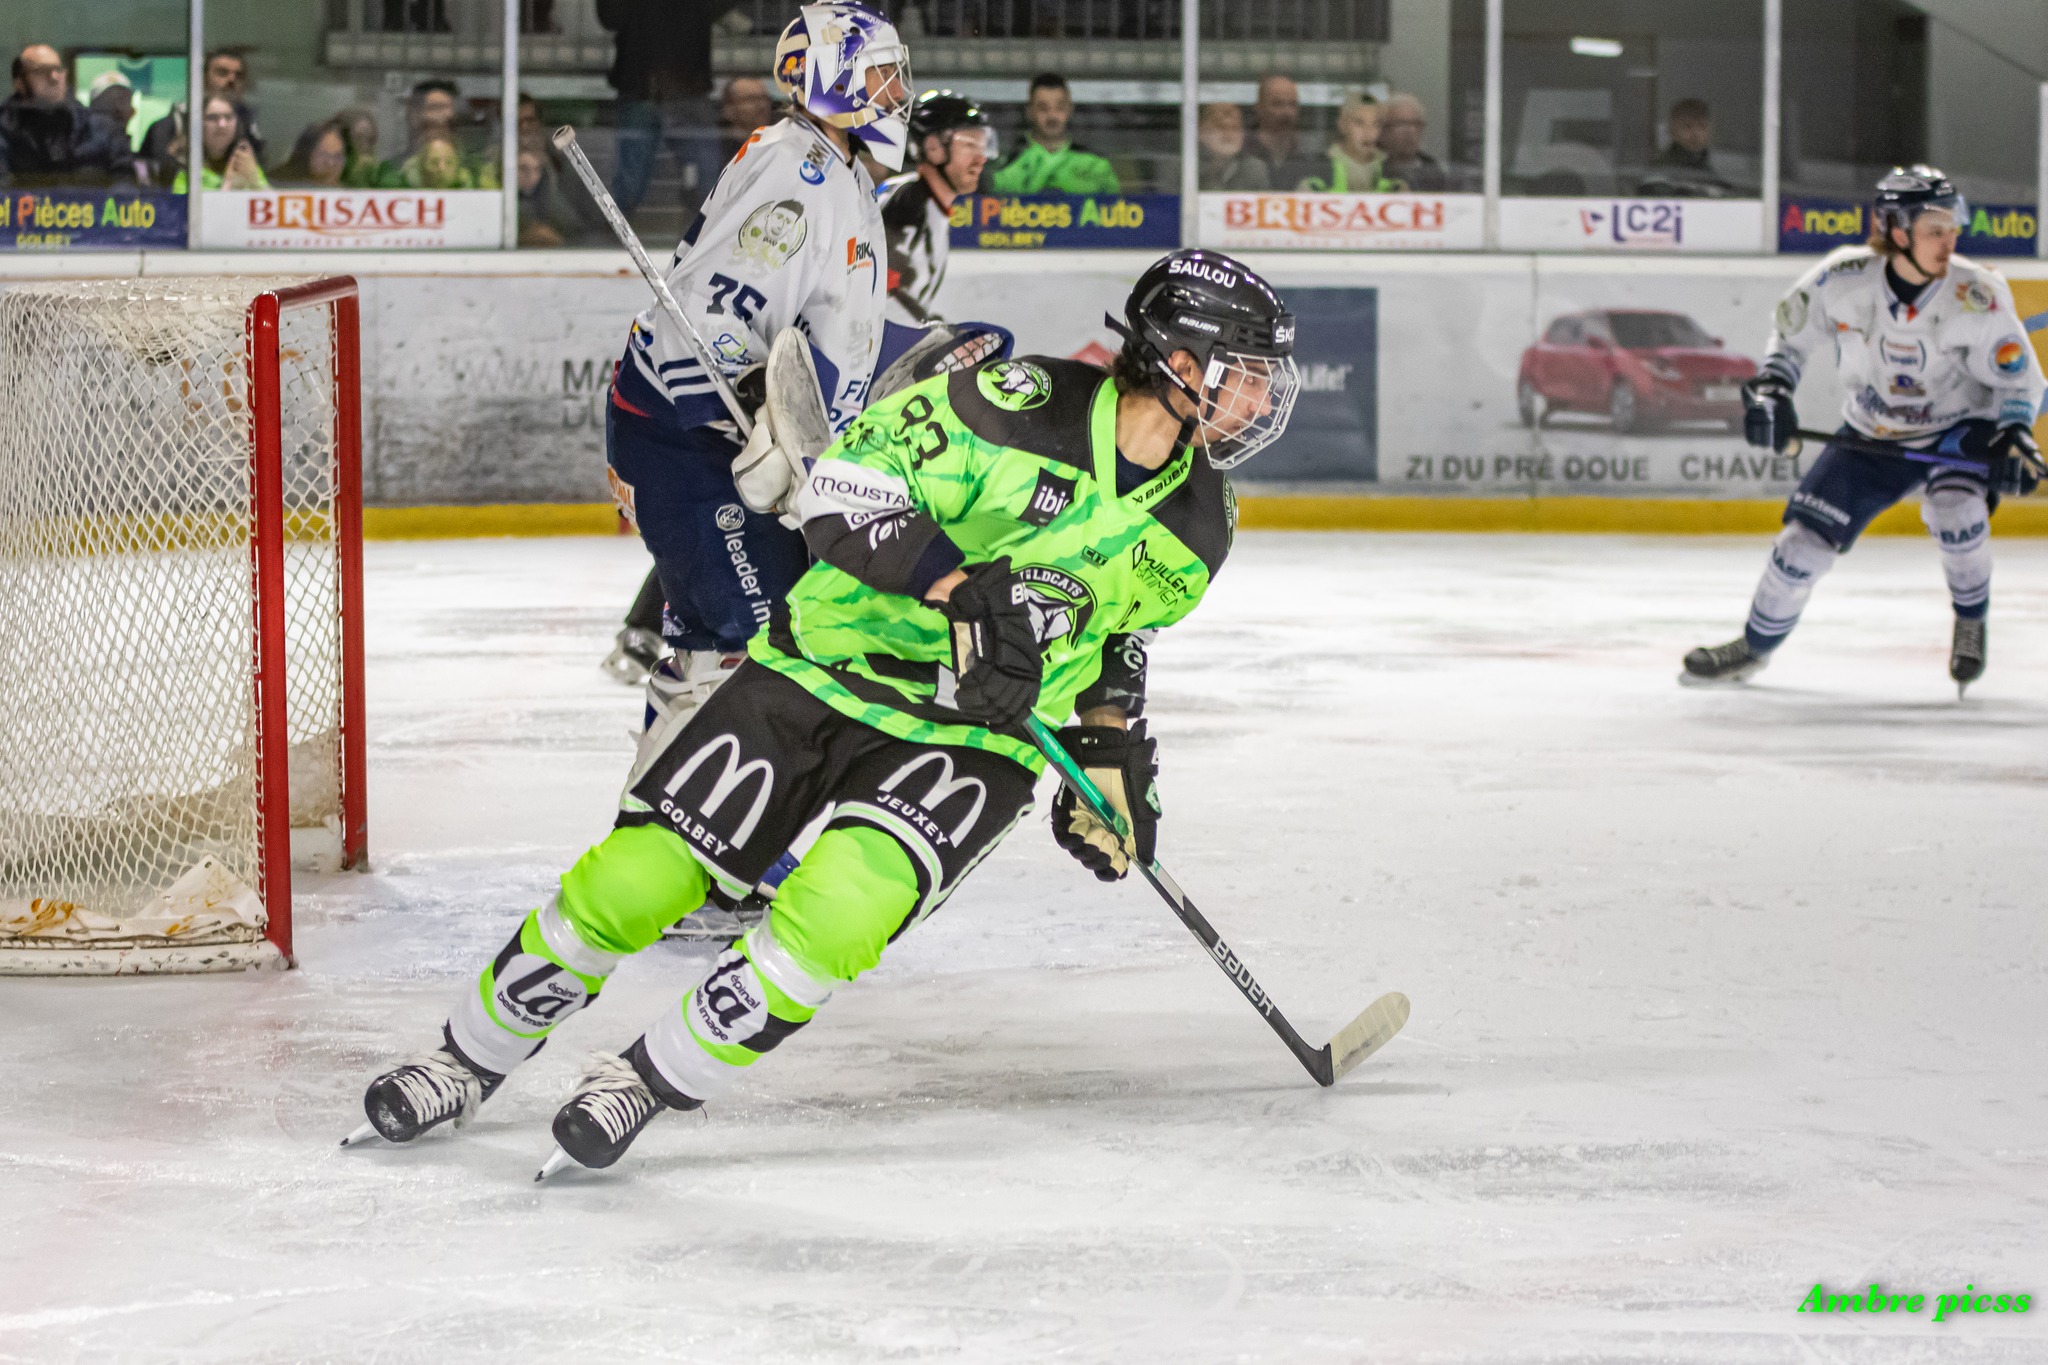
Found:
[989,72,1120,195]
[1298,93,1401,193]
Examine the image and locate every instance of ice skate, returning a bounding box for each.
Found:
[600,626,665,686]
[343,1033,504,1147]
[1680,636,1769,687]
[536,1044,697,1180]
[1950,617,1986,696]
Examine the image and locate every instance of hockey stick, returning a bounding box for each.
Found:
[551,126,753,437]
[1783,427,1986,473]
[1024,716,1409,1086]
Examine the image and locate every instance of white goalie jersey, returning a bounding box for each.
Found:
[1762,246,2045,442]
[624,118,889,434]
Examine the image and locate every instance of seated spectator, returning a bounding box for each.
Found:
[143,49,263,176]
[517,145,586,246]
[333,107,385,186]
[1637,98,1733,197]
[273,118,352,187]
[171,95,268,190]
[399,132,478,189]
[719,75,776,161]
[85,71,150,183]
[1197,103,1269,191]
[989,73,1119,195]
[1377,93,1447,191]
[1299,94,1400,193]
[1249,73,1318,188]
[1,44,125,187]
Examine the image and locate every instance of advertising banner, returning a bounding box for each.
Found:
[2,188,184,250]
[1778,196,2037,256]
[200,189,502,250]
[1198,192,1485,251]
[947,194,1178,250]
[1499,197,1765,252]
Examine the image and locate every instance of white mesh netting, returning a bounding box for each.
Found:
[0,277,348,972]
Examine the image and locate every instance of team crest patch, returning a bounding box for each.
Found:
[977,360,1053,411]
[1994,337,2029,375]
[715,502,746,532]
[1956,280,1995,313]
[1013,565,1095,644]
[1775,290,1809,335]
[734,199,808,270]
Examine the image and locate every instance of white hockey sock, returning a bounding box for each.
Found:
[1921,484,1991,618]
[1745,521,1839,650]
[448,898,622,1076]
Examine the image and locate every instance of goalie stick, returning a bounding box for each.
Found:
[1026,717,1409,1086]
[551,126,754,438]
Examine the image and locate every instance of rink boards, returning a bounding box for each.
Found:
[5,248,2048,532]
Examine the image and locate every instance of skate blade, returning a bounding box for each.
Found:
[339,1120,382,1148]
[535,1146,578,1182]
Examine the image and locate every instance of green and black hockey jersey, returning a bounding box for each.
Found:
[749,355,1235,770]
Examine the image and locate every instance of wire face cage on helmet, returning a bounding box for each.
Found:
[773,3,913,171]
[1112,249,1301,470]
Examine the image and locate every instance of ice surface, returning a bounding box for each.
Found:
[5,532,2046,1364]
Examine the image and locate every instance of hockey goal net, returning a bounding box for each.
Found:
[0,276,366,974]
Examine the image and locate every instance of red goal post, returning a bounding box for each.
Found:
[0,275,368,973]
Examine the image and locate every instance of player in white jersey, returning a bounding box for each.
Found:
[605,3,908,727]
[1682,166,2045,692]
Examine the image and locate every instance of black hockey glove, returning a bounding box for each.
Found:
[1991,423,2045,496]
[1049,721,1159,881]
[941,557,1043,729]
[1740,376,1797,452]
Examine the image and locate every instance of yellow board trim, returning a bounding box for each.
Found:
[358,496,2048,539]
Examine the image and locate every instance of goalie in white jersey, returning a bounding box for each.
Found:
[1683,166,2046,693]
[605,3,908,723]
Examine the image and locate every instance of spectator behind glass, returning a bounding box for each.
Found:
[333,106,384,186]
[719,75,776,162]
[86,71,151,183]
[1,44,126,187]
[275,119,351,187]
[374,80,497,188]
[517,145,587,247]
[1196,103,1269,191]
[172,93,268,190]
[989,73,1119,194]
[1299,94,1399,192]
[142,49,263,178]
[1637,98,1733,197]
[399,132,472,189]
[1250,74,1318,188]
[598,0,725,218]
[1377,93,1446,191]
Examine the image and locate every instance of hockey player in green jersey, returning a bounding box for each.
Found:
[347,250,1301,1176]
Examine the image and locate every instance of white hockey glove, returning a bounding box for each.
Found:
[730,405,806,516]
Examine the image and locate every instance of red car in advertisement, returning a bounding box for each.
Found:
[1517,309,1757,433]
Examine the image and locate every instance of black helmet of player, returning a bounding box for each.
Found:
[907,89,996,164]
[1108,248,1299,469]
[1873,164,1967,277]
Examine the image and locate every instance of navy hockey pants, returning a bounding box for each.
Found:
[605,392,809,654]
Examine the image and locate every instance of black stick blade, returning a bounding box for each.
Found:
[1321,992,1410,1085]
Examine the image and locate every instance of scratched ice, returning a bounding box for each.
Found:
[6,532,2046,1364]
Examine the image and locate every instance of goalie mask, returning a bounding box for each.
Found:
[773,3,914,171]
[1108,249,1299,470]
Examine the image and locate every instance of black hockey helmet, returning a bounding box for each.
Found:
[1107,248,1299,469]
[907,89,995,160]
[1873,165,1967,240]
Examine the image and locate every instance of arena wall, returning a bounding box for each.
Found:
[5,249,2046,535]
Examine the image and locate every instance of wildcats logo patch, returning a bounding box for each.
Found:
[1013,565,1095,644]
[1019,468,1076,527]
[978,360,1053,411]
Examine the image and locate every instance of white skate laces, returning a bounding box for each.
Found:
[390,1050,486,1130]
[568,1052,660,1142]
